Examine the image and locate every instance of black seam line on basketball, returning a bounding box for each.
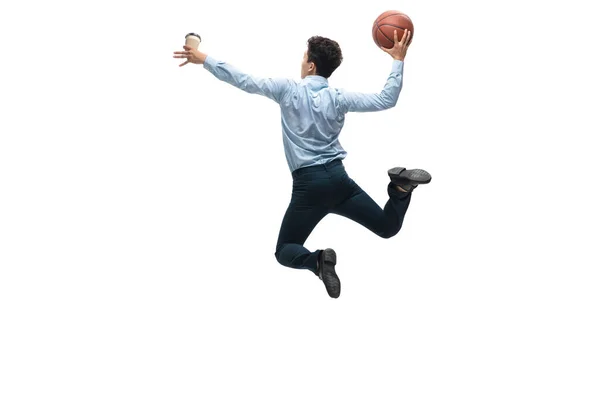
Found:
[379,23,413,31]
[377,12,405,23]
[372,24,381,47]
[378,24,413,44]
[377,25,394,45]
[372,23,379,45]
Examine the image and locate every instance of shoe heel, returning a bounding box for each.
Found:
[387,167,406,178]
[322,248,337,265]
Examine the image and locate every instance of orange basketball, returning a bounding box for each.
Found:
[372,11,414,49]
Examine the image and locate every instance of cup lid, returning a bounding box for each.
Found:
[185,33,201,41]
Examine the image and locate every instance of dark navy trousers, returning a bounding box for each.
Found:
[274,159,411,274]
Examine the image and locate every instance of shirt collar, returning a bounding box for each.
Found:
[302,74,328,87]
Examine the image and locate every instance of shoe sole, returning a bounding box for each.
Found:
[388,167,432,185]
[320,248,340,299]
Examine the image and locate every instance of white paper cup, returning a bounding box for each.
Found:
[185,33,201,49]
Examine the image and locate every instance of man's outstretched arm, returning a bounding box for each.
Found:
[336,29,411,113]
[337,60,404,112]
[173,46,291,103]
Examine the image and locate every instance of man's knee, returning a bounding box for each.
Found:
[379,225,401,239]
[380,231,396,239]
[274,244,285,264]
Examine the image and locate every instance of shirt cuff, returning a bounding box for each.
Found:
[203,55,218,71]
[391,59,404,73]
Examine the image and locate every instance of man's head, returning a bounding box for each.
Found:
[301,36,343,79]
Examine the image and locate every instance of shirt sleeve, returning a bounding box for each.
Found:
[336,60,404,113]
[203,55,293,103]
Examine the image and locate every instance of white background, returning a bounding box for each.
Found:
[1,0,599,398]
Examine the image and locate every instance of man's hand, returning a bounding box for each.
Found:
[173,45,207,67]
[381,29,411,61]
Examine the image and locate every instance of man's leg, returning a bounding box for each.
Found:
[331,167,431,238]
[274,198,328,275]
[331,176,412,239]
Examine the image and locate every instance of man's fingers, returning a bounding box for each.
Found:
[173,50,191,59]
[174,47,192,65]
[404,31,411,47]
[394,29,398,43]
[399,29,408,45]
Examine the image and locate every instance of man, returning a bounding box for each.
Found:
[173,29,431,299]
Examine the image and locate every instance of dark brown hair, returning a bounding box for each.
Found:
[307,36,343,78]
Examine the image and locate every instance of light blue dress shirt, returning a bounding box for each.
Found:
[203,55,404,173]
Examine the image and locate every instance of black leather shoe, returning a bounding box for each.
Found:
[387,167,431,192]
[317,248,340,298]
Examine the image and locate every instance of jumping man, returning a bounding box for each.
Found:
[173,28,431,298]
